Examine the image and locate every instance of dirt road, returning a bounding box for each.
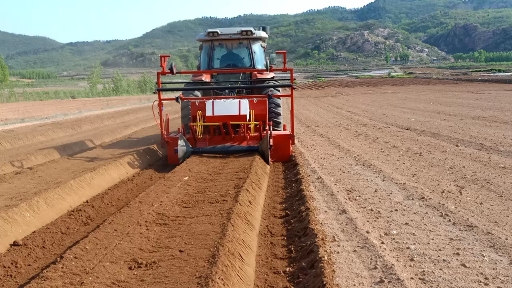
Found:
[293,79,512,287]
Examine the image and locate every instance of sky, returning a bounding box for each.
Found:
[0,0,374,43]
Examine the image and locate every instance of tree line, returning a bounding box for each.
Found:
[1,63,157,103]
[385,49,411,64]
[9,69,57,80]
[453,50,512,63]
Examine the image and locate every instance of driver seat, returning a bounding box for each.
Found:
[219,51,244,68]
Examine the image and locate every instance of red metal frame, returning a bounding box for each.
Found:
[155,53,295,165]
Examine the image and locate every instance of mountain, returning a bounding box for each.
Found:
[3,0,512,72]
[355,0,512,22]
[4,40,128,71]
[424,23,512,53]
[0,31,61,56]
[399,8,512,37]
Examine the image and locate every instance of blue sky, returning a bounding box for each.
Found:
[1,0,374,43]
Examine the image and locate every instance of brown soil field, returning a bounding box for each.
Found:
[0,103,171,253]
[1,77,511,287]
[0,95,155,129]
[0,92,330,287]
[292,78,512,287]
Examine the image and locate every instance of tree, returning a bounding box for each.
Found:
[476,49,486,62]
[385,52,391,64]
[0,55,9,84]
[137,73,154,94]
[111,70,126,95]
[400,50,411,63]
[87,62,103,93]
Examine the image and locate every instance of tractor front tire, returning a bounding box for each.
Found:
[181,82,201,132]
[262,80,283,131]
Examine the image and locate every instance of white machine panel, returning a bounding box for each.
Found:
[206,99,250,120]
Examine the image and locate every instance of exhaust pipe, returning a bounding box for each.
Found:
[260,26,270,35]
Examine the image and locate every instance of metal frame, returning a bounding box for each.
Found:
[155,50,295,165]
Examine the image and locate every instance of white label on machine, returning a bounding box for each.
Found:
[206,99,250,120]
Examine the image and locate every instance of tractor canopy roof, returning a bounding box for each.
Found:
[196,27,269,42]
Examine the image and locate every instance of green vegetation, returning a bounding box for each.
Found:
[4,1,512,103]
[2,0,512,73]
[400,9,512,37]
[0,55,8,84]
[434,61,512,70]
[356,0,512,24]
[382,45,412,64]
[294,49,337,66]
[0,31,61,56]
[356,75,376,79]
[10,69,58,80]
[87,62,103,95]
[0,64,155,103]
[453,50,512,63]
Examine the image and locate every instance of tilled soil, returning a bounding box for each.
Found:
[0,158,174,287]
[294,77,461,90]
[0,104,174,175]
[0,95,155,127]
[293,79,512,287]
[0,97,329,287]
[0,102,178,252]
[1,153,328,287]
[255,160,333,288]
[2,77,510,287]
[23,155,257,287]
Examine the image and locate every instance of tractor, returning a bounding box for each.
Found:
[154,26,295,165]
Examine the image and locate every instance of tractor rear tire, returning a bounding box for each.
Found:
[262,80,283,131]
[181,82,201,132]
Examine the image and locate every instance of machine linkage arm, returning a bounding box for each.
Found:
[155,83,293,92]
[156,78,295,85]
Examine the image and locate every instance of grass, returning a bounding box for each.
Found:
[0,69,199,103]
[355,75,377,79]
[1,88,120,103]
[6,78,85,89]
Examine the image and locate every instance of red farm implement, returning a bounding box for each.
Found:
[154,26,295,165]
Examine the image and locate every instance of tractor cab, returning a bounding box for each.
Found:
[196,27,271,71]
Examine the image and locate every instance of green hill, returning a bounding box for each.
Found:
[4,40,127,71]
[0,31,61,57]
[355,0,512,22]
[3,0,512,72]
[424,23,512,53]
